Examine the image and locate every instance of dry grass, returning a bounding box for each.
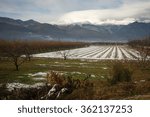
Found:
[63,80,150,100]
[60,61,150,100]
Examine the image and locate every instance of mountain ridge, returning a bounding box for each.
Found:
[0,17,150,41]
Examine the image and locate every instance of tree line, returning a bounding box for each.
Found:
[0,40,86,71]
[128,36,150,65]
[128,36,150,47]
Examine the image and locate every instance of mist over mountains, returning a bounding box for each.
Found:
[0,17,150,42]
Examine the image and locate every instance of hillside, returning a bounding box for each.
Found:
[0,17,150,41]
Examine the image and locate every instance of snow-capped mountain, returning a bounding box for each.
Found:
[0,17,150,42]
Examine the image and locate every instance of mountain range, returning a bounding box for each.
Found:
[0,17,150,42]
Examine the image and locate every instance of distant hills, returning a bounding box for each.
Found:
[0,17,150,42]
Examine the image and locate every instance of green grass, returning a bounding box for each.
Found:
[0,58,112,84]
[0,58,150,84]
[0,58,150,99]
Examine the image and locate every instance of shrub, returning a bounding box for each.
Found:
[46,71,81,90]
[111,62,132,84]
[46,71,94,99]
[47,71,64,86]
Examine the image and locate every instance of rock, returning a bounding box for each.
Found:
[61,88,68,93]
[134,81,138,84]
[1,82,51,99]
[41,84,70,99]
[91,75,95,78]
[140,80,146,82]
[103,67,107,70]
[56,88,68,99]
[42,84,61,99]
[6,82,46,92]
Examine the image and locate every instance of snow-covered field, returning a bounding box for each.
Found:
[33,45,149,60]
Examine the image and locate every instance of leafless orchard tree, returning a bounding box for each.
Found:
[137,46,150,63]
[24,43,33,61]
[57,50,70,60]
[0,40,86,70]
[128,36,150,67]
[1,41,27,71]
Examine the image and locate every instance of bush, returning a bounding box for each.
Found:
[111,62,132,84]
[47,71,64,86]
[46,71,94,99]
[46,71,81,90]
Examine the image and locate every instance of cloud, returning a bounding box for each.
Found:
[0,0,121,16]
[57,1,150,25]
[0,0,150,24]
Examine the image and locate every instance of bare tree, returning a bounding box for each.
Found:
[1,41,27,71]
[0,40,86,70]
[24,43,33,61]
[57,50,70,60]
[128,36,150,67]
[137,46,149,61]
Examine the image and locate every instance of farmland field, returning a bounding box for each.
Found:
[33,45,148,60]
[0,44,150,100]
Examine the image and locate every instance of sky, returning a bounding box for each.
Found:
[0,0,150,25]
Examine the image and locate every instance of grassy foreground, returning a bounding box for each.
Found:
[0,58,112,83]
[0,58,150,99]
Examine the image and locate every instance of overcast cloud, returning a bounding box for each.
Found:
[0,0,150,25]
